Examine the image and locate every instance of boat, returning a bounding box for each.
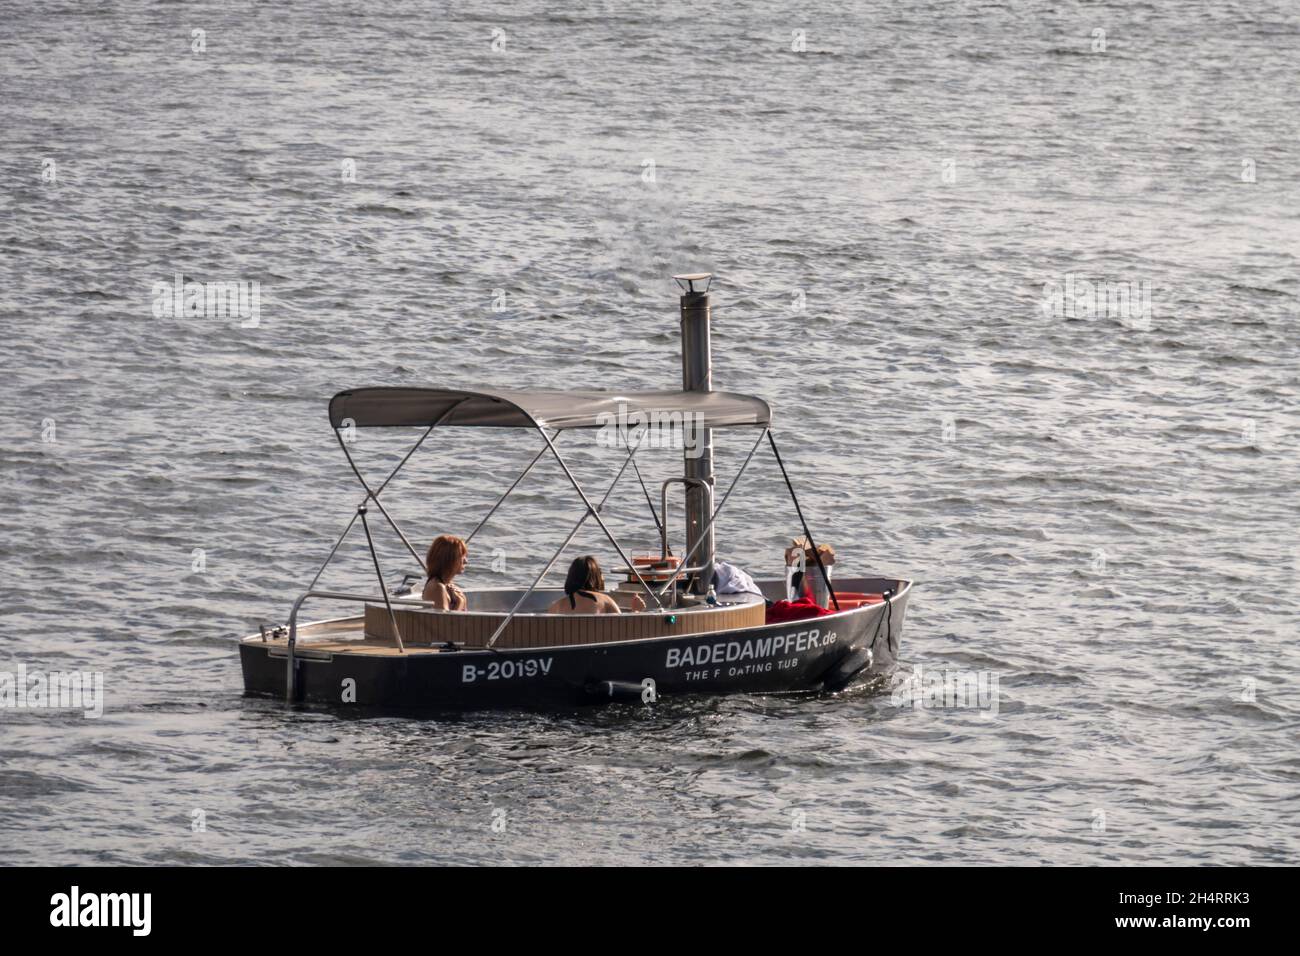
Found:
[238,274,912,709]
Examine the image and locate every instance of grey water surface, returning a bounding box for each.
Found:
[1,0,1298,864]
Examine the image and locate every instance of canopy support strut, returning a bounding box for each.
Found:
[359,505,405,652]
[631,457,665,540]
[536,426,666,611]
[306,510,360,594]
[317,400,468,590]
[464,432,560,545]
[653,426,768,599]
[486,430,653,648]
[767,432,840,612]
[335,432,429,573]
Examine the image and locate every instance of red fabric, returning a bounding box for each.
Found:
[764,595,833,624]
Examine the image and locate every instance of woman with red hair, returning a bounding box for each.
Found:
[422,534,468,610]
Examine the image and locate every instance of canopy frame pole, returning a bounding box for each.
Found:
[310,416,451,590]
[464,432,560,545]
[358,505,405,652]
[334,432,429,572]
[654,425,768,599]
[767,432,840,612]
[484,515,588,651]
[331,400,467,575]
[536,426,666,611]
[374,418,438,497]
[485,431,650,648]
[305,510,360,593]
[630,456,665,540]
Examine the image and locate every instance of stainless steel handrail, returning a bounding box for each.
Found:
[283,590,461,701]
[659,476,710,562]
[653,426,769,600]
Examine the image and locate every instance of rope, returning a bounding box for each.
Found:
[868,588,896,653]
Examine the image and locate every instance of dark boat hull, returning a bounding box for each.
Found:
[240,584,910,710]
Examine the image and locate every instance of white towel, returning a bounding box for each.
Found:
[713,560,763,597]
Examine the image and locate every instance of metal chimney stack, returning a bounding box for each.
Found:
[675,273,715,594]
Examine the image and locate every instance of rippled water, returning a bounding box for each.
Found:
[2,0,1298,865]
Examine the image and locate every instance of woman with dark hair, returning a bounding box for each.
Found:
[546,556,645,615]
[422,534,468,610]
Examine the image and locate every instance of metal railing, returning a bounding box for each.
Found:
[283,589,449,701]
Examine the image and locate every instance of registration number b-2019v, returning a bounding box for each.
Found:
[462,657,553,683]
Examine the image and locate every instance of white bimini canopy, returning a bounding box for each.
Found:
[328,387,772,431]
